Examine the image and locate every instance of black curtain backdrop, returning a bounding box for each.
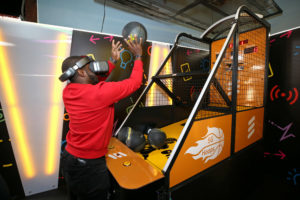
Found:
[264,27,300,195]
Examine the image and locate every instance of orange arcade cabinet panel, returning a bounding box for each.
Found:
[236,27,266,109]
[106,137,164,190]
[169,114,232,188]
[210,27,266,110]
[234,107,264,153]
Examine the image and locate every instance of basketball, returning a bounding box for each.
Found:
[117,126,130,143]
[122,21,147,44]
[117,126,146,152]
[125,129,146,152]
[148,128,167,149]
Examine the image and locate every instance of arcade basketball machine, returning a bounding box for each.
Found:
[106,5,270,200]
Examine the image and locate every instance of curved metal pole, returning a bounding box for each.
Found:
[201,5,270,41]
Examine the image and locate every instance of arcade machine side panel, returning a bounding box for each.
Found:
[166,27,236,189]
[169,114,232,188]
[106,137,164,190]
[210,26,267,153]
[234,26,267,152]
[235,107,264,152]
[105,138,165,200]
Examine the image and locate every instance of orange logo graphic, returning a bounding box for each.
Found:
[185,127,224,163]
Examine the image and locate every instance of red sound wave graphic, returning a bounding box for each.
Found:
[270,85,298,105]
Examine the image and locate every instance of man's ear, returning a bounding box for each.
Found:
[77,68,86,77]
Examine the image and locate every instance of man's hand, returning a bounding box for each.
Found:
[124,35,143,60]
[111,40,124,61]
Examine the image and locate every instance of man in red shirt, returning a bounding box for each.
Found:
[60,36,143,200]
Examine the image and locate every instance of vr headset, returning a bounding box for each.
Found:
[59,56,109,82]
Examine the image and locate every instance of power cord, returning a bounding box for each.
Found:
[20,0,26,20]
[101,0,106,32]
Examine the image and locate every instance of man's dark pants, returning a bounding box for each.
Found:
[61,150,111,200]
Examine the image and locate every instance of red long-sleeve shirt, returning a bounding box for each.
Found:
[63,60,143,159]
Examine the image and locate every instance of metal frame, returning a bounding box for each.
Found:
[163,21,237,173]
[163,6,270,194]
[165,3,270,169]
[114,32,206,136]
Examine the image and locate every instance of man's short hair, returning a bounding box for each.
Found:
[61,56,83,82]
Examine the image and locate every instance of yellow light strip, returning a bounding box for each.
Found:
[147,45,160,106]
[2,163,13,167]
[163,48,172,105]
[45,33,69,175]
[0,31,35,178]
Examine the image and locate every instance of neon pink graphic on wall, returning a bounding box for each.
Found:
[268,120,296,142]
[89,35,100,44]
[264,150,286,159]
[104,35,114,42]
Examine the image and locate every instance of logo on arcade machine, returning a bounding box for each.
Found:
[185,127,224,163]
[248,116,255,139]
